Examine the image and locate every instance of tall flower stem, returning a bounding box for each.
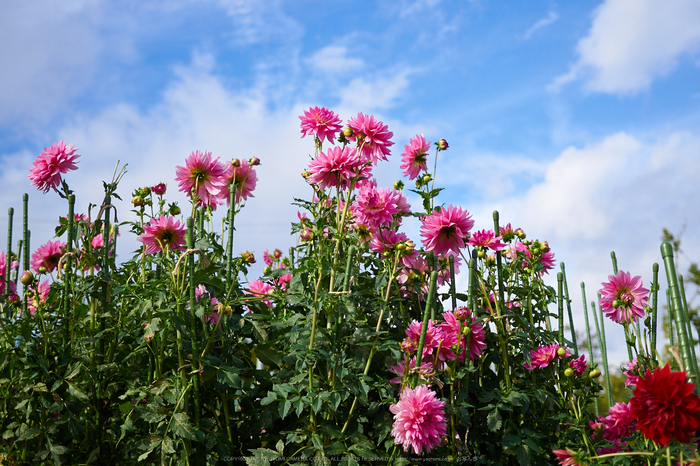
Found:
[186,218,203,433]
[661,241,698,390]
[560,263,578,355]
[679,275,698,375]
[651,263,659,357]
[557,273,564,346]
[492,211,506,311]
[580,282,599,416]
[22,193,29,317]
[225,184,237,283]
[592,300,613,408]
[415,271,439,370]
[62,195,75,352]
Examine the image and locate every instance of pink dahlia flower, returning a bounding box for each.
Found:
[369,230,414,261]
[175,150,228,203]
[400,134,430,180]
[306,146,363,190]
[420,205,474,256]
[524,343,570,370]
[403,320,448,362]
[28,141,80,193]
[137,215,187,255]
[218,159,258,205]
[390,384,447,455]
[600,402,637,444]
[468,229,506,251]
[440,308,486,361]
[195,284,221,324]
[350,185,400,230]
[397,255,429,297]
[389,357,433,385]
[347,112,394,164]
[28,280,51,315]
[552,449,582,466]
[245,279,274,308]
[151,182,167,196]
[569,354,588,376]
[0,251,18,295]
[299,106,342,144]
[31,240,66,273]
[598,270,649,324]
[624,358,641,387]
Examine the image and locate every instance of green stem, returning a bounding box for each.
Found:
[62,195,75,353]
[651,263,659,357]
[4,207,12,301]
[593,299,613,409]
[186,218,202,433]
[560,263,577,355]
[580,282,599,416]
[225,184,237,283]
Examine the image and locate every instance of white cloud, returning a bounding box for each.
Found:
[552,0,700,93]
[523,11,559,40]
[338,70,412,111]
[306,46,364,74]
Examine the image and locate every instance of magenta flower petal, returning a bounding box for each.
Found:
[137,215,187,255]
[299,106,342,144]
[400,134,430,180]
[420,205,474,256]
[28,141,80,193]
[389,384,447,455]
[598,270,649,324]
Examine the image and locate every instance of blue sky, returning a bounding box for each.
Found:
[2,0,700,366]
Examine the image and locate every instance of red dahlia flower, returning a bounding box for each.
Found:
[630,363,700,446]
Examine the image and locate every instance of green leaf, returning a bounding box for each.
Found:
[67,382,89,401]
[487,409,502,432]
[279,400,291,420]
[17,427,41,442]
[260,391,277,406]
[517,445,530,466]
[501,434,521,447]
[171,412,197,440]
[312,395,322,414]
[217,366,242,388]
[256,347,283,368]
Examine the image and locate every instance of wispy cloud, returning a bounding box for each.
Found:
[523,11,559,40]
[552,0,700,94]
[306,46,364,74]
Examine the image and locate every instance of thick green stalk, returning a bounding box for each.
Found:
[560,263,577,355]
[580,283,599,416]
[22,194,29,316]
[679,275,698,377]
[186,218,202,432]
[62,195,75,351]
[661,241,698,389]
[415,271,439,369]
[651,263,659,357]
[5,207,12,300]
[557,273,564,346]
[668,290,675,348]
[342,246,356,292]
[13,239,22,286]
[593,300,613,409]
[449,254,457,310]
[610,251,618,274]
[100,194,111,359]
[492,211,506,311]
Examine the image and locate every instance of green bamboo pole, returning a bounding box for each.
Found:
[415,271,439,370]
[342,246,356,292]
[5,208,12,299]
[610,251,618,274]
[560,264,577,355]
[592,299,613,409]
[468,252,477,313]
[493,211,505,314]
[661,241,698,389]
[580,283,599,416]
[22,194,29,316]
[62,195,75,350]
[13,240,22,286]
[557,273,564,346]
[651,263,659,358]
[668,289,675,349]
[679,275,698,377]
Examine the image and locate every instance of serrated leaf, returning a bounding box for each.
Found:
[312,396,322,414]
[501,434,520,447]
[487,409,502,432]
[517,445,530,466]
[217,366,242,388]
[260,391,277,406]
[279,400,291,420]
[67,382,89,401]
[17,427,41,442]
[171,412,197,440]
[256,347,283,368]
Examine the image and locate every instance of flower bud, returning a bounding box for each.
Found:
[422,174,432,184]
[249,157,261,166]
[38,266,47,275]
[231,158,241,167]
[263,266,272,275]
[132,196,144,207]
[169,204,181,216]
[556,347,568,357]
[564,367,574,377]
[589,369,601,378]
[241,251,256,264]
[140,186,151,197]
[302,170,311,179]
[462,326,471,336]
[151,183,167,196]
[20,270,34,286]
[393,180,404,191]
[477,250,486,258]
[300,228,314,242]
[7,293,19,303]
[342,127,353,138]
[396,242,406,251]
[437,138,449,150]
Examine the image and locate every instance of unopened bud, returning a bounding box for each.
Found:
[241,251,256,264]
[300,228,314,242]
[437,138,449,150]
[589,369,601,378]
[169,204,181,216]
[396,242,406,251]
[342,127,353,138]
[462,326,471,336]
[564,368,574,377]
[393,180,404,190]
[231,158,241,167]
[249,157,260,166]
[556,347,567,357]
[38,266,47,275]
[20,271,34,286]
[132,196,144,207]
[141,186,151,197]
[422,174,432,184]
[302,170,311,179]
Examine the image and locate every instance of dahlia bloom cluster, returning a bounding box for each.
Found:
[137,215,187,255]
[28,141,80,193]
[347,112,394,165]
[400,134,430,180]
[31,240,66,273]
[598,270,649,324]
[419,205,474,256]
[299,106,343,144]
[175,151,258,208]
[389,384,447,455]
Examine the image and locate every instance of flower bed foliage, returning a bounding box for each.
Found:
[0,108,699,465]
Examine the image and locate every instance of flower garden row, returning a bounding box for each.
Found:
[0,107,698,465]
